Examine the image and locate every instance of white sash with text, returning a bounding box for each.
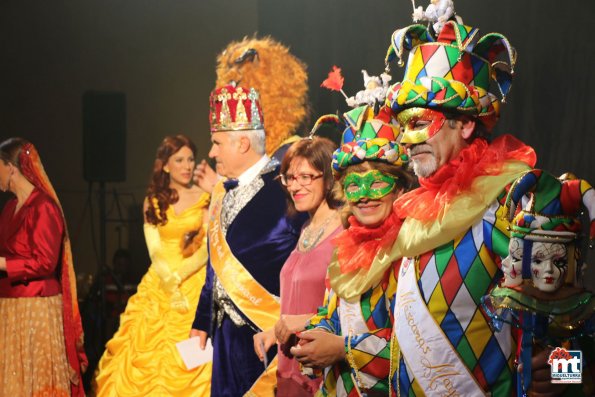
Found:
[394,258,487,397]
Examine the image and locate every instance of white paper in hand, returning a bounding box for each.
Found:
[176,336,213,370]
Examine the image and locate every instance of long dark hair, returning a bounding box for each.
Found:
[145,134,196,226]
[279,137,342,216]
[0,137,27,168]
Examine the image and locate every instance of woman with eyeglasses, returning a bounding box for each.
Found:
[252,134,343,396]
[289,106,413,397]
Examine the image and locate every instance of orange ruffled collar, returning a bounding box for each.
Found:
[394,135,536,223]
[333,211,402,274]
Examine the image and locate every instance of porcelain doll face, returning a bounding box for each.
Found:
[501,237,523,287]
[501,238,568,292]
[530,242,567,292]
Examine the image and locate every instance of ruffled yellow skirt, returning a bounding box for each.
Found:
[94,267,211,396]
[0,295,71,397]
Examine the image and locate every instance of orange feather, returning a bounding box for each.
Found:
[321,66,344,92]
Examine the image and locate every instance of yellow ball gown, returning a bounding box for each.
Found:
[95,194,211,396]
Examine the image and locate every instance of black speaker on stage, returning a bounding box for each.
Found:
[83,91,126,182]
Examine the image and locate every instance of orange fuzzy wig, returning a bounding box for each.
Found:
[215,36,309,155]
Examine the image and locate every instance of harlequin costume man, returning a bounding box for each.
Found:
[190,85,306,396]
[383,17,538,396]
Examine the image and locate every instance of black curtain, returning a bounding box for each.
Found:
[258,0,595,182]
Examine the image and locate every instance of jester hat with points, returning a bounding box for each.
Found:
[385,19,516,133]
[332,105,408,173]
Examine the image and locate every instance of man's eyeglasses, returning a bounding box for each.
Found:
[279,173,323,186]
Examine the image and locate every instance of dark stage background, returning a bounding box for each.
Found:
[1,0,594,370]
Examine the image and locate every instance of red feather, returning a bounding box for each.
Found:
[321,66,344,92]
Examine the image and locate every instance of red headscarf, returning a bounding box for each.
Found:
[19,142,87,397]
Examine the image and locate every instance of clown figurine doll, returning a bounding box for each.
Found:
[483,169,595,396]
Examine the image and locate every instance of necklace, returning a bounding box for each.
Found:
[300,212,337,251]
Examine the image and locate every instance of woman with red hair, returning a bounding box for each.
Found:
[95,134,212,396]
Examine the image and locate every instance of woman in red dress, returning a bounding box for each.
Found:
[0,137,87,396]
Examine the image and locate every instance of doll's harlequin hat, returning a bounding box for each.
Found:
[385,19,516,136]
[505,169,595,282]
[506,170,595,243]
[209,85,264,133]
[331,105,408,173]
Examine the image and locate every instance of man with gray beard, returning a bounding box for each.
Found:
[404,112,478,178]
[379,16,560,396]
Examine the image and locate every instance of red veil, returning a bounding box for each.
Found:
[19,142,87,397]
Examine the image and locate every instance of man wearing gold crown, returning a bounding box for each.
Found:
[193,36,310,193]
[382,15,540,396]
[190,85,306,396]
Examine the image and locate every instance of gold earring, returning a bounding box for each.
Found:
[164,168,170,174]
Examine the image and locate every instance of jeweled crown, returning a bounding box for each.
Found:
[209,85,264,133]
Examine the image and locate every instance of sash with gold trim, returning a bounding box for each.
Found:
[394,257,487,396]
[209,181,280,396]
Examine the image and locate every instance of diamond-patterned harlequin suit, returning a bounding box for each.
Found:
[309,262,399,396]
[386,136,537,396]
[381,15,537,396]
[394,193,516,396]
